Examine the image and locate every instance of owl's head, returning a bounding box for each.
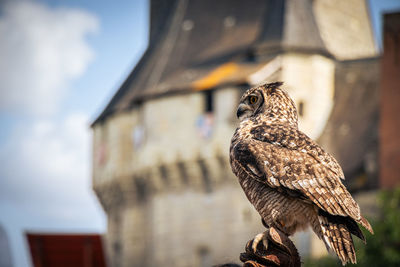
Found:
[236,82,298,127]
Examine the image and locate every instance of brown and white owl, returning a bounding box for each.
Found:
[229,82,373,265]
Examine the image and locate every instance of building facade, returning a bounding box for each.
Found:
[91,0,379,266]
[379,12,400,189]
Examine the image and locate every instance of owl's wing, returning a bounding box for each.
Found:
[233,124,371,233]
[250,123,345,179]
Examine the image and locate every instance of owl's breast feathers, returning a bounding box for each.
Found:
[230,120,373,235]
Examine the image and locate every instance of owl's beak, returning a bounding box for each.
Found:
[236,104,249,119]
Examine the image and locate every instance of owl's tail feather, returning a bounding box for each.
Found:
[358,215,374,235]
[318,215,357,265]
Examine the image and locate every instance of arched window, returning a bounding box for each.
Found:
[204,90,214,113]
[298,101,305,117]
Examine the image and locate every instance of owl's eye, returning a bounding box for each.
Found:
[249,96,258,104]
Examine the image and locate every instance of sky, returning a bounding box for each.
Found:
[0,0,148,266]
[0,0,399,266]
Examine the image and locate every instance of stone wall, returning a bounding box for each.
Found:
[281,53,335,139]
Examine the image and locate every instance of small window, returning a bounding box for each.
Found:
[298,101,305,117]
[204,90,213,113]
[198,246,212,267]
[177,161,189,185]
[159,164,169,184]
[246,50,256,62]
[134,177,148,203]
[198,159,212,193]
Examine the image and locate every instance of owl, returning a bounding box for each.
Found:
[229,82,373,265]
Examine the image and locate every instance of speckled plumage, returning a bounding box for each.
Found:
[230,82,373,265]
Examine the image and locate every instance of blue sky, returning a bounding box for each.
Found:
[0,0,148,266]
[0,0,399,266]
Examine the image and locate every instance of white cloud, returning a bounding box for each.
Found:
[0,1,99,116]
[0,113,106,267]
[0,113,104,220]
[0,3,104,265]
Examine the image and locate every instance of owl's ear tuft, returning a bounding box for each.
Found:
[264,81,284,90]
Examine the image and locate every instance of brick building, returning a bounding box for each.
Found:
[379,12,400,189]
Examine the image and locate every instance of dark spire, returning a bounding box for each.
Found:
[256,0,328,54]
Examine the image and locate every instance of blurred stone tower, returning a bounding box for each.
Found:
[91,0,379,266]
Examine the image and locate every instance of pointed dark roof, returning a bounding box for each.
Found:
[92,0,329,125]
[256,0,327,54]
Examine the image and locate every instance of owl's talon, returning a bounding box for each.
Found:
[262,234,269,250]
[252,233,264,252]
[252,232,268,253]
